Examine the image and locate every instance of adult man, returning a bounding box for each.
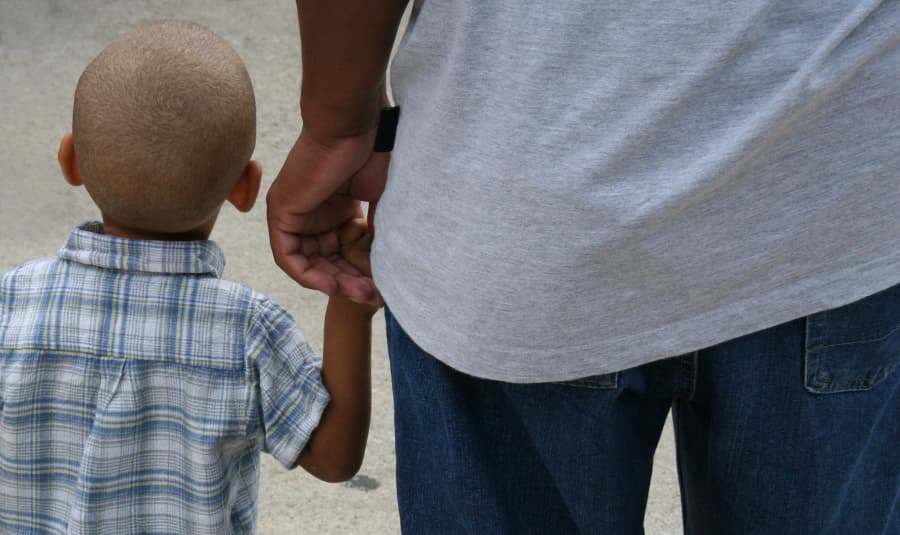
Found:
[268,1,899,533]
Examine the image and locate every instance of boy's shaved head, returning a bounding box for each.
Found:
[73,20,256,233]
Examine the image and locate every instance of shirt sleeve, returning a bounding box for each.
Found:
[247,296,330,469]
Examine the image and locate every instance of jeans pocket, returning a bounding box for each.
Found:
[805,283,900,394]
[555,372,618,389]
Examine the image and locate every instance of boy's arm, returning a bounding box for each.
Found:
[295,297,374,481]
[294,219,376,482]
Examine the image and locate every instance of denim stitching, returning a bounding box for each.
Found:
[673,355,682,398]
[672,352,697,401]
[555,373,618,389]
[806,322,900,351]
[687,352,698,401]
[805,324,898,393]
[804,316,816,390]
[806,364,897,394]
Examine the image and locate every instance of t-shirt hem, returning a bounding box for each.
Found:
[376,255,900,383]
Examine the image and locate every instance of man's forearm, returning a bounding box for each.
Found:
[296,0,408,139]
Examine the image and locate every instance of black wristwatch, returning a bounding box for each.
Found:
[373,106,401,152]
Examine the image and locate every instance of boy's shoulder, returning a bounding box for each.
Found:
[2,256,63,277]
[216,277,294,323]
[1,256,67,295]
[206,277,314,361]
[230,281,308,342]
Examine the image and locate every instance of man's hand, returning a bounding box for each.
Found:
[270,0,405,306]
[266,128,389,307]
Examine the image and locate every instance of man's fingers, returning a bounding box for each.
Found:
[317,232,341,258]
[269,227,380,305]
[297,269,340,295]
[268,224,339,293]
[336,273,383,308]
[274,252,339,294]
[268,226,304,272]
[331,254,381,307]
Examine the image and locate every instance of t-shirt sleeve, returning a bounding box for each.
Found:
[247,297,330,469]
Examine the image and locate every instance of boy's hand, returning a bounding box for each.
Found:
[337,217,373,278]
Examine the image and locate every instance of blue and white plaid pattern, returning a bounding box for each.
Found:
[0,222,329,534]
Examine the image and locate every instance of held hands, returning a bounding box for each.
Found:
[338,217,374,279]
[266,127,389,307]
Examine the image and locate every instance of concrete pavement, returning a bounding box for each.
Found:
[0,1,683,532]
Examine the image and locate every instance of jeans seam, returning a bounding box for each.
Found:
[806,322,900,351]
[687,352,698,401]
[804,316,814,391]
[804,308,899,394]
[554,374,618,389]
[675,352,698,401]
[671,401,694,535]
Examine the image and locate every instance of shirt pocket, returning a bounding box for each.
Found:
[804,283,899,394]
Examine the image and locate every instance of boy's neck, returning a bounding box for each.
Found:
[100,214,216,241]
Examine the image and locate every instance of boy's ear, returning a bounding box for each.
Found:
[227,160,262,213]
[58,133,83,187]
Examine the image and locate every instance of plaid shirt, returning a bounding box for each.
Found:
[0,222,329,534]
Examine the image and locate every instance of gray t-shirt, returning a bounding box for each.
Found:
[371,0,900,382]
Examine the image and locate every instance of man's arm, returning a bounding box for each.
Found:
[298,0,407,146]
[267,0,408,306]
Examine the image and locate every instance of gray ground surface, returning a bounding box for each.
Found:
[0,1,683,533]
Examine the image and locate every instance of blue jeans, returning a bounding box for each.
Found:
[385,283,899,534]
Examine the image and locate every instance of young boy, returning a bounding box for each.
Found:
[0,21,375,534]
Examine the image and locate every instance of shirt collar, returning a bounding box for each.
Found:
[58,222,226,277]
